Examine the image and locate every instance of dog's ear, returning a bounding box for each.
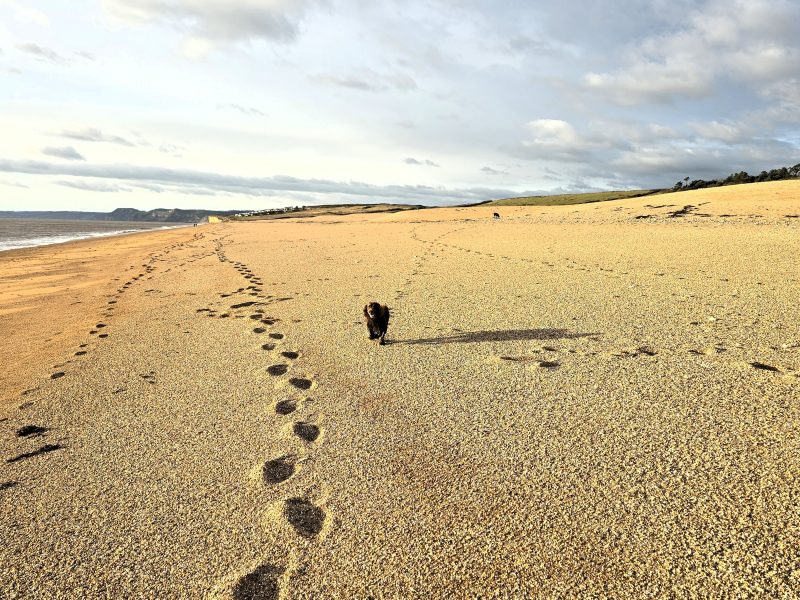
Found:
[363,304,370,317]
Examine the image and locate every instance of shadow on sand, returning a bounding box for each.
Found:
[393,328,601,346]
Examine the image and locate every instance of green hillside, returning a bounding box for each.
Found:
[489,189,661,206]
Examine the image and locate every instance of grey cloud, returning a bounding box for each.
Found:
[313,70,417,93]
[404,157,440,167]
[0,158,528,204]
[158,143,185,156]
[507,34,576,59]
[42,146,86,161]
[0,179,29,189]
[481,166,508,175]
[17,43,68,65]
[58,127,135,146]
[56,180,132,193]
[508,115,800,188]
[217,103,266,116]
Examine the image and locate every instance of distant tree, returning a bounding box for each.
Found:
[672,163,799,193]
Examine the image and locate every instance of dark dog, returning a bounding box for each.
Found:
[493,212,500,219]
[363,302,390,345]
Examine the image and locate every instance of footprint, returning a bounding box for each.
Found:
[231,301,256,309]
[293,422,320,443]
[262,455,297,485]
[269,333,284,340]
[283,498,326,538]
[232,564,285,600]
[7,443,63,463]
[750,362,780,373]
[253,327,267,334]
[261,343,276,351]
[288,378,313,390]
[16,425,48,438]
[75,351,87,356]
[50,372,65,380]
[267,364,288,376]
[281,351,299,360]
[275,399,297,415]
[538,361,560,369]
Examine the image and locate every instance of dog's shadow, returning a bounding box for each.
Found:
[390,328,600,346]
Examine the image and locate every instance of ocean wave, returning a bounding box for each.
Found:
[0,225,186,253]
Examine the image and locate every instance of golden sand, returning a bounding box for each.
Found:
[1,181,799,598]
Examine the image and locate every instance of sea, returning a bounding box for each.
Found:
[0,218,189,253]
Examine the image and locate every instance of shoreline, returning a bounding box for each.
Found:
[0,220,197,254]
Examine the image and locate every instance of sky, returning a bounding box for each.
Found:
[0,0,799,211]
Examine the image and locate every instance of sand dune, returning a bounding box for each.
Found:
[1,181,799,598]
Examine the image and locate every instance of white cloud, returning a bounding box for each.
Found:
[103,0,321,55]
[689,120,749,144]
[584,0,800,105]
[0,1,50,26]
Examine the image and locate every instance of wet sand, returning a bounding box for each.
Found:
[1,181,799,598]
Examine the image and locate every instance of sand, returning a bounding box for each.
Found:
[1,180,799,598]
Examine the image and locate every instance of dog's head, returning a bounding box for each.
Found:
[365,302,381,319]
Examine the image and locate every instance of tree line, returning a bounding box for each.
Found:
[672,163,800,192]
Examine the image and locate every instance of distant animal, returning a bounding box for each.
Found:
[493,212,500,219]
[363,302,390,345]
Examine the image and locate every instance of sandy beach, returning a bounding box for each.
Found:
[1,181,799,598]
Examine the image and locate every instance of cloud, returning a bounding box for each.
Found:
[481,166,508,175]
[0,158,528,204]
[516,119,602,162]
[404,157,440,167]
[103,0,321,55]
[0,179,28,188]
[158,143,184,156]
[17,43,68,65]
[42,146,86,161]
[217,103,266,116]
[689,120,750,144]
[313,70,417,93]
[57,127,135,147]
[56,180,132,192]
[583,0,800,105]
[584,68,712,106]
[1,1,50,26]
